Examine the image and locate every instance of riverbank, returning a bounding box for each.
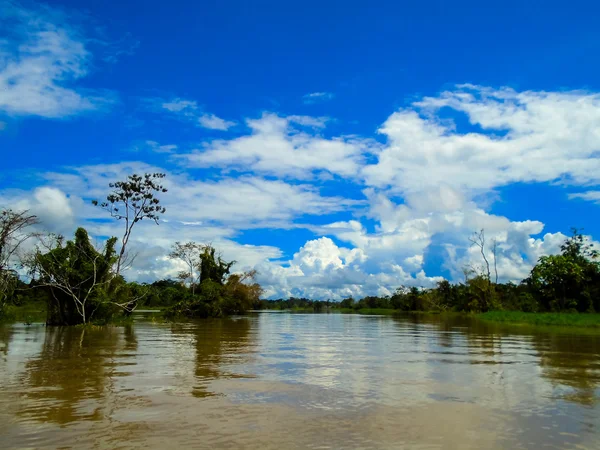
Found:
[336,308,397,315]
[0,302,47,324]
[338,309,600,329]
[478,311,600,328]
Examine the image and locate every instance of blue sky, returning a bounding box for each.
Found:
[1,0,600,299]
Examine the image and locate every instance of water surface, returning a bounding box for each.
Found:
[1,313,600,449]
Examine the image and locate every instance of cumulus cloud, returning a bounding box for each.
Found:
[0,2,115,118]
[1,186,76,234]
[256,236,443,300]
[364,85,600,194]
[182,113,375,178]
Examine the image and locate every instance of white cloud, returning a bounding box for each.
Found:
[0,121,6,130]
[151,96,235,130]
[568,190,600,204]
[140,140,178,153]
[41,162,362,228]
[161,98,197,112]
[364,85,600,195]
[2,186,76,234]
[198,113,235,130]
[182,113,376,178]
[0,2,115,118]
[303,92,334,104]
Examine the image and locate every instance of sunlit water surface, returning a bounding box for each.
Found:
[1,312,600,449]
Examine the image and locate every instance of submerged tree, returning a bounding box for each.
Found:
[199,245,235,285]
[166,245,262,318]
[27,228,125,325]
[92,173,167,275]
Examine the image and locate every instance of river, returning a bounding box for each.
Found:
[1,312,599,449]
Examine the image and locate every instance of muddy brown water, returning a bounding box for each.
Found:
[1,312,600,449]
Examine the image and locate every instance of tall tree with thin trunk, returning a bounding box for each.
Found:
[469,228,494,311]
[469,229,491,283]
[92,173,167,275]
[169,241,203,294]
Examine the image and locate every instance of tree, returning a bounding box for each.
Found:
[92,173,167,275]
[469,229,494,311]
[199,245,234,285]
[340,297,355,309]
[528,229,600,312]
[168,241,203,294]
[0,209,38,315]
[26,228,131,325]
[222,269,263,314]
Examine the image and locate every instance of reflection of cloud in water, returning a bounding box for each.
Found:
[0,314,600,449]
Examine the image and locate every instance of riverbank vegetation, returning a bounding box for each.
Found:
[0,173,262,325]
[478,311,600,328]
[2,171,600,327]
[256,229,600,326]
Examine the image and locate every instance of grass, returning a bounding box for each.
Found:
[478,311,600,328]
[0,301,47,324]
[336,308,398,315]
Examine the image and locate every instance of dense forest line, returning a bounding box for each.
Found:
[2,172,600,326]
[256,229,600,315]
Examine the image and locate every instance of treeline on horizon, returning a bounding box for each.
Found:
[2,172,600,326]
[256,229,600,315]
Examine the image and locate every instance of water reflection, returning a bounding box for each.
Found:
[187,318,254,397]
[0,314,599,449]
[534,334,600,406]
[17,326,133,425]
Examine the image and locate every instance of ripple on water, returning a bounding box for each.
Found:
[0,314,600,449]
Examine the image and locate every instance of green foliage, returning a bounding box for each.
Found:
[199,246,234,285]
[257,230,600,320]
[92,172,167,274]
[527,229,600,312]
[479,311,600,328]
[164,250,261,319]
[29,228,120,325]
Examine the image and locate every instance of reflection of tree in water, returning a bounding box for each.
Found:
[409,314,600,407]
[0,324,14,358]
[185,318,253,398]
[17,326,131,425]
[532,334,600,406]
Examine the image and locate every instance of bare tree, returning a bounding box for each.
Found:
[0,209,39,270]
[491,238,499,284]
[469,229,491,283]
[0,209,39,309]
[469,228,498,311]
[168,241,203,294]
[92,173,167,275]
